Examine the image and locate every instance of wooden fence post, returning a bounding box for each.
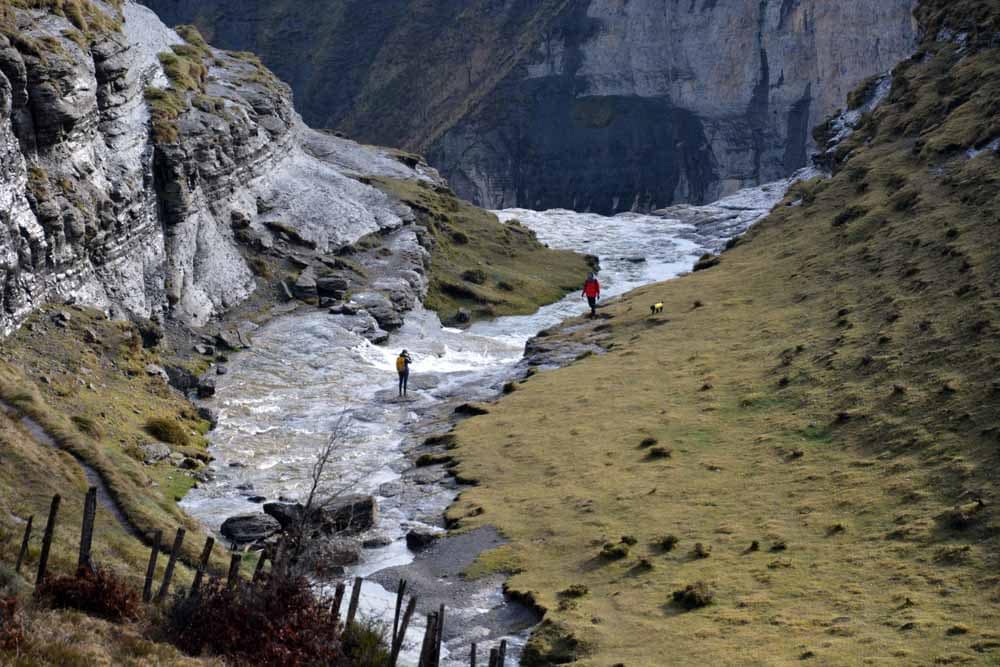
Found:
[418,612,436,667]
[142,530,162,603]
[498,639,507,666]
[226,552,242,589]
[345,576,363,628]
[470,642,477,667]
[251,551,268,584]
[435,604,446,666]
[155,527,185,602]
[331,582,346,623]
[14,516,32,574]
[392,579,407,649]
[190,536,214,595]
[77,487,97,571]
[389,596,416,667]
[36,494,61,585]
[488,648,499,667]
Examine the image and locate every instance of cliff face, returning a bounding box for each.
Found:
[143,0,918,213]
[0,1,433,334]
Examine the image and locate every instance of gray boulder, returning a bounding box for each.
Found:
[350,292,403,331]
[140,442,171,465]
[263,494,377,534]
[220,513,281,545]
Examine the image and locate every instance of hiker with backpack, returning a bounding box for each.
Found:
[582,273,601,317]
[396,349,413,397]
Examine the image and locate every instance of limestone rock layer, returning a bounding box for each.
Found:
[142,0,918,213]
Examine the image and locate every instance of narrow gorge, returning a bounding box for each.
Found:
[144,0,917,212]
[1,0,998,665]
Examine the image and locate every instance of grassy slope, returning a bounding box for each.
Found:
[0,307,227,579]
[373,177,595,324]
[445,6,1000,665]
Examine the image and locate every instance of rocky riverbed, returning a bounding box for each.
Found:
[180,170,811,664]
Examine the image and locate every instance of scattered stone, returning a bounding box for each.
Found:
[139,442,171,465]
[405,529,440,551]
[693,254,721,272]
[770,540,787,552]
[145,364,168,382]
[362,532,393,548]
[293,266,318,300]
[946,624,970,636]
[455,308,471,324]
[745,540,760,553]
[220,514,281,545]
[247,496,267,504]
[179,458,200,470]
[216,365,229,376]
[646,446,672,460]
[198,407,219,428]
[197,378,217,399]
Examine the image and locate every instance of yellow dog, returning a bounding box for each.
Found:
[650,302,664,315]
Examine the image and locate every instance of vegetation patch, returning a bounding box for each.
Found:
[36,566,141,623]
[370,177,594,324]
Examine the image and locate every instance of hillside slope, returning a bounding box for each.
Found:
[444,1,1000,663]
[144,0,918,213]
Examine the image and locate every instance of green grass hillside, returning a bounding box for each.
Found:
[373,177,595,324]
[446,3,1000,664]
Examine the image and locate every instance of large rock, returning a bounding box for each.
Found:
[220,513,281,544]
[350,292,403,331]
[264,494,377,534]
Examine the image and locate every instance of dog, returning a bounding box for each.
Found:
[650,302,664,315]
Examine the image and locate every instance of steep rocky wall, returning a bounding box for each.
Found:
[0,1,433,334]
[143,0,918,213]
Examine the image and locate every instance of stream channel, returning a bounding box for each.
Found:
[180,179,796,664]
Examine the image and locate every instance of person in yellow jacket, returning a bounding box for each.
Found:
[396,350,413,397]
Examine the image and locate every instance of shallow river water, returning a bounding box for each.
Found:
[181,181,794,664]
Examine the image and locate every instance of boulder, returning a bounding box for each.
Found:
[293,266,318,300]
[316,276,349,299]
[263,495,377,534]
[455,308,471,324]
[406,529,441,551]
[263,501,303,530]
[296,537,361,577]
[220,513,281,545]
[145,364,168,382]
[350,291,403,331]
[197,377,216,398]
[139,442,171,465]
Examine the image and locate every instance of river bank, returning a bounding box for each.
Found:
[180,175,802,663]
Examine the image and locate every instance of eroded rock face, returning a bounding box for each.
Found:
[0,2,437,334]
[142,0,917,214]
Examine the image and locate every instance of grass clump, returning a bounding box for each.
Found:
[658,534,679,552]
[672,582,714,610]
[599,541,630,560]
[144,416,190,447]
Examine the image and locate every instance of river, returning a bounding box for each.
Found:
[180,178,799,664]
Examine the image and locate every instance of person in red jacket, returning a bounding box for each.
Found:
[582,273,601,317]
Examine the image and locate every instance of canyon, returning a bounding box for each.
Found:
[145,0,918,212]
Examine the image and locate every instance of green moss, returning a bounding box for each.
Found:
[371,177,593,324]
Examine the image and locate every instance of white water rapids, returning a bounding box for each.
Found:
[180,178,800,664]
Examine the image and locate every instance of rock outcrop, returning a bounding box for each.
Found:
[0,1,437,334]
[143,0,918,213]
